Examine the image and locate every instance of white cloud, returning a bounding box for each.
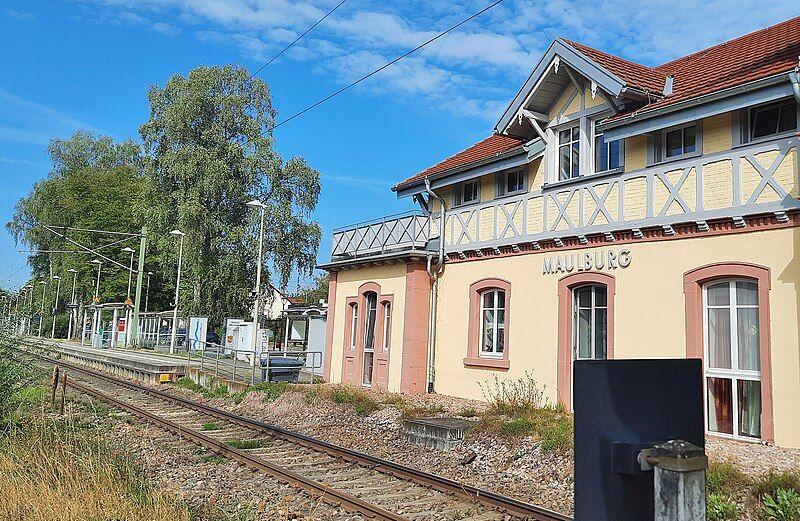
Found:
[70,0,800,123]
[0,90,104,146]
[321,173,392,192]
[4,9,34,21]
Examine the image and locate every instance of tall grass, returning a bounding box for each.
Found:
[0,418,191,520]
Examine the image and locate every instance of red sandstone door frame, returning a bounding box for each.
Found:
[341,282,384,387]
[372,296,394,391]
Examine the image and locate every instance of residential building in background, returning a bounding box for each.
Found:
[319,17,800,447]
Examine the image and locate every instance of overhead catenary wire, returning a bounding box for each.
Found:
[250,0,350,78]
[271,0,506,131]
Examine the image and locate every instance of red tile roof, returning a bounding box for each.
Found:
[398,16,800,189]
[396,134,525,188]
[563,39,667,94]
[605,16,800,121]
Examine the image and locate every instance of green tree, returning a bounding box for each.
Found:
[139,65,321,327]
[6,131,145,337]
[295,272,330,306]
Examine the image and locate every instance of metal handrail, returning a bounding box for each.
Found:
[331,209,426,233]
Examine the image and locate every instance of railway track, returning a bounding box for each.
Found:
[14,338,572,521]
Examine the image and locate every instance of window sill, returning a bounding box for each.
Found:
[451,200,481,210]
[733,130,798,149]
[463,356,510,370]
[495,189,527,200]
[542,168,623,191]
[648,150,702,168]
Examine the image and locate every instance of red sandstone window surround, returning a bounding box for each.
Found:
[683,262,774,443]
[464,278,511,370]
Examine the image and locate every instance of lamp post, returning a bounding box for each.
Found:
[122,246,136,346]
[25,284,33,335]
[37,280,47,338]
[91,259,103,302]
[50,275,61,339]
[169,230,185,354]
[246,200,266,366]
[67,269,78,340]
[144,271,153,313]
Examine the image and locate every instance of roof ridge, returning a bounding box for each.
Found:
[562,38,659,73]
[656,15,800,71]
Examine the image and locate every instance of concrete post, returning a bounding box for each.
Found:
[649,440,707,521]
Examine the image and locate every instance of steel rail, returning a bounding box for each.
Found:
[64,378,407,521]
[19,340,571,521]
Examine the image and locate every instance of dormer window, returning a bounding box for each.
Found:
[751,100,797,139]
[559,126,580,180]
[453,179,480,207]
[496,169,526,197]
[665,123,697,158]
[594,130,623,173]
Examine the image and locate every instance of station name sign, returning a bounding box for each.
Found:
[543,248,631,274]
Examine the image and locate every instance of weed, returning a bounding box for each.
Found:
[707,460,751,496]
[202,455,226,464]
[175,377,229,399]
[201,422,221,431]
[481,371,546,416]
[458,407,479,418]
[754,471,800,499]
[400,404,446,419]
[328,385,379,416]
[707,493,737,521]
[763,488,800,521]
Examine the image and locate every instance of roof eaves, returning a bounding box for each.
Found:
[392,144,527,192]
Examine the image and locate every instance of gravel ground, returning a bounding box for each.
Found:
[70,396,363,521]
[707,436,800,475]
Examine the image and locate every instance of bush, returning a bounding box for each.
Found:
[707,493,737,521]
[755,471,800,499]
[708,460,751,496]
[458,407,479,418]
[763,488,800,521]
[496,404,573,452]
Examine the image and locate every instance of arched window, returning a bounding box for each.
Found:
[362,292,377,386]
[573,285,608,360]
[382,302,392,352]
[465,278,511,369]
[704,279,761,438]
[480,289,506,357]
[349,303,358,351]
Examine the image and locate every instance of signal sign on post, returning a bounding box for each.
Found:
[124,297,133,306]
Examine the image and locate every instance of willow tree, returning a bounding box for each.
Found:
[139,65,321,327]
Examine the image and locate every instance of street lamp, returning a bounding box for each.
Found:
[246,199,266,365]
[169,230,185,354]
[37,280,47,338]
[24,284,33,335]
[144,271,153,313]
[67,269,78,340]
[91,259,102,302]
[50,275,62,339]
[122,246,136,346]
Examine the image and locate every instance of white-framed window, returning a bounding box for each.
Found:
[559,126,580,180]
[362,292,377,386]
[496,169,526,197]
[382,302,391,352]
[751,100,797,139]
[349,303,358,351]
[664,123,697,158]
[573,285,607,360]
[703,279,761,439]
[480,289,505,357]
[453,180,480,206]
[594,130,623,173]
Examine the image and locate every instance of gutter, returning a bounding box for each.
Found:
[393,144,527,194]
[790,65,800,102]
[600,72,791,130]
[424,177,445,394]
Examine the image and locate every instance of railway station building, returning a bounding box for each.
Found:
[319,17,800,447]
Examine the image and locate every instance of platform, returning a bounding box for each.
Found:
[31,339,194,384]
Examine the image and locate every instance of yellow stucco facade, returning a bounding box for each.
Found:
[430,225,800,447]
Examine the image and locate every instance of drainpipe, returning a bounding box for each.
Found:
[424,177,445,393]
[790,67,800,103]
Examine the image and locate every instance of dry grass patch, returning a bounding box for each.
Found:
[0,418,191,521]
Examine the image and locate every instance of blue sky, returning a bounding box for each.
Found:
[0,0,796,292]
